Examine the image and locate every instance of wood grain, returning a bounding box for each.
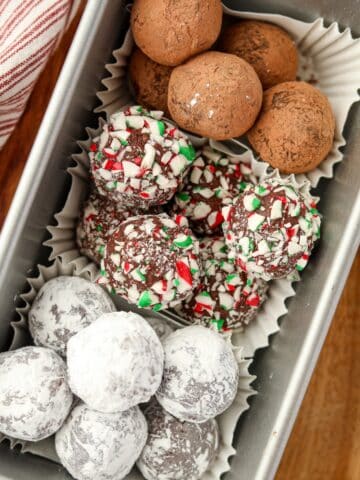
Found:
[0,4,359,479]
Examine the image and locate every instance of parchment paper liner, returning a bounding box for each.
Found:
[2,259,255,480]
[96,8,360,188]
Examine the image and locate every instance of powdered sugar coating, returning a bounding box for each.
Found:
[222,178,321,280]
[99,214,201,310]
[156,325,239,423]
[89,106,196,209]
[55,403,147,480]
[29,276,116,357]
[0,346,73,442]
[137,400,219,480]
[173,146,257,234]
[67,311,164,413]
[175,237,268,331]
[146,317,174,342]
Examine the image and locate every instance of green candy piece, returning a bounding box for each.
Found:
[157,121,165,136]
[252,197,261,210]
[136,269,146,282]
[176,191,190,202]
[138,291,152,308]
[174,236,193,248]
[110,287,116,295]
[120,139,128,146]
[295,264,304,272]
[153,303,162,312]
[256,185,268,196]
[190,268,198,275]
[310,208,318,215]
[239,181,248,192]
[96,224,103,232]
[100,268,106,277]
[226,273,237,283]
[199,291,211,297]
[98,245,105,255]
[211,318,225,330]
[173,278,180,287]
[179,144,196,162]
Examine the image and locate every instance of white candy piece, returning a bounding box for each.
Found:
[67,311,164,413]
[55,403,147,480]
[29,276,116,357]
[0,346,73,441]
[156,326,239,423]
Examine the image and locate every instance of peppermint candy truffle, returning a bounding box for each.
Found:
[76,191,140,264]
[173,146,256,234]
[156,325,239,423]
[100,214,201,310]
[137,400,219,480]
[89,106,196,209]
[222,178,321,280]
[67,311,164,413]
[146,317,175,342]
[175,237,268,331]
[29,276,115,357]
[0,347,73,441]
[55,403,147,480]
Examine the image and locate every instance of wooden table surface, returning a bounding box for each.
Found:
[0,6,359,480]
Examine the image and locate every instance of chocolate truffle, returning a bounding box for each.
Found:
[172,145,257,234]
[76,191,140,264]
[100,214,201,310]
[175,237,268,331]
[219,20,298,89]
[90,106,196,209]
[168,51,263,140]
[137,400,219,480]
[222,178,321,281]
[129,48,172,115]
[29,276,115,357]
[67,312,164,413]
[156,325,239,423]
[146,317,175,342]
[55,403,147,480]
[248,81,336,173]
[131,0,223,66]
[0,347,73,441]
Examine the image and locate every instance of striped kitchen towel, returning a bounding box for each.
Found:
[0,0,81,150]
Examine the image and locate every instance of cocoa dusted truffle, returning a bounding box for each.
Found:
[172,145,257,234]
[129,48,173,115]
[99,214,201,310]
[0,347,73,442]
[55,403,148,480]
[222,178,321,281]
[131,0,223,66]
[168,51,263,140]
[67,312,164,413]
[89,106,196,209]
[175,237,268,331]
[137,400,219,480]
[248,81,336,173]
[219,20,298,89]
[156,325,239,423]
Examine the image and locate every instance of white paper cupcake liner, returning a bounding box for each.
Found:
[96,7,360,188]
[1,259,256,480]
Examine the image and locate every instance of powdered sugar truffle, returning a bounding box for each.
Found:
[137,400,219,480]
[29,276,116,357]
[67,311,164,413]
[0,347,73,442]
[156,325,239,423]
[55,403,147,480]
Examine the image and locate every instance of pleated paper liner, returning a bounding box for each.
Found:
[96,7,360,188]
[1,259,255,480]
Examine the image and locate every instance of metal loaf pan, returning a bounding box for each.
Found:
[0,1,359,479]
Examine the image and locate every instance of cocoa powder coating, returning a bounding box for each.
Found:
[168,51,263,140]
[131,0,223,66]
[248,81,335,174]
[129,48,173,115]
[219,20,299,89]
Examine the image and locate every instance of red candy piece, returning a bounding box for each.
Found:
[176,261,193,286]
[246,294,260,307]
